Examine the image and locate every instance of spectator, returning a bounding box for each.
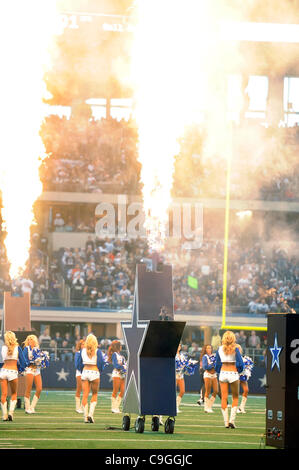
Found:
[53,332,63,349]
[60,333,74,361]
[248,331,261,349]
[235,330,247,349]
[38,327,52,348]
[53,213,65,231]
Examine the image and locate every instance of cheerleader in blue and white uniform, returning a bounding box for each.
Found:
[107,340,127,414]
[201,344,218,413]
[236,344,254,414]
[0,331,28,421]
[175,344,198,413]
[76,333,106,423]
[215,331,244,429]
[22,334,50,414]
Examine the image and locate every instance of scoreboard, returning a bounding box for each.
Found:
[58,11,134,35]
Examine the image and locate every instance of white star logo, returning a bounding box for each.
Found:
[56,368,69,382]
[107,372,113,383]
[259,374,267,388]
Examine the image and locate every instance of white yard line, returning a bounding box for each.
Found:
[0,428,263,437]
[0,437,261,446]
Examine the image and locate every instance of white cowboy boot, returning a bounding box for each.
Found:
[208,395,216,412]
[204,397,210,412]
[229,406,238,428]
[83,403,89,423]
[1,401,8,421]
[115,395,122,413]
[221,407,229,428]
[30,395,39,413]
[75,396,83,413]
[176,395,182,413]
[238,396,247,414]
[88,401,97,423]
[8,399,17,421]
[24,397,33,414]
[111,397,119,413]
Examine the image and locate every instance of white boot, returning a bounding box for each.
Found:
[88,401,97,423]
[8,399,17,421]
[208,395,215,412]
[30,395,39,414]
[229,406,238,428]
[116,395,122,413]
[1,402,8,421]
[111,397,119,413]
[159,416,164,425]
[176,395,182,413]
[221,407,229,428]
[75,396,83,413]
[24,397,32,414]
[204,397,210,412]
[83,404,89,423]
[238,396,247,414]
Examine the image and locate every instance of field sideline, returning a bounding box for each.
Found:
[0,391,274,450]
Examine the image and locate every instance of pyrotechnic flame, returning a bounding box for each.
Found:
[0,1,59,279]
[130,0,212,252]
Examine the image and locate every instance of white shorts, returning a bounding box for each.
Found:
[204,371,217,379]
[76,370,82,378]
[81,369,100,382]
[219,370,239,384]
[0,368,18,382]
[176,373,184,381]
[112,369,125,379]
[25,367,41,377]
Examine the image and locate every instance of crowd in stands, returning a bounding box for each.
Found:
[39,115,141,195]
[53,234,299,314]
[59,236,146,309]
[167,240,299,314]
[1,230,298,315]
[39,113,299,202]
[52,211,96,233]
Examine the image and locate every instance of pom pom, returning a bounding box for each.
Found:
[32,348,50,369]
[176,354,198,376]
[102,353,110,369]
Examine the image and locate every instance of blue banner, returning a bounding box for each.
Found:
[41,361,267,395]
[184,366,267,395]
[41,361,114,390]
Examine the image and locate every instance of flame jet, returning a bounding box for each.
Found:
[130,0,213,252]
[0,1,59,279]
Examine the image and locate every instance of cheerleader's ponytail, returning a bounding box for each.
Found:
[4,331,18,356]
[86,334,98,359]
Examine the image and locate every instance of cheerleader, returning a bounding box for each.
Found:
[175,344,198,413]
[201,344,218,413]
[107,340,127,414]
[236,345,254,414]
[0,331,28,421]
[76,333,106,423]
[22,334,49,414]
[215,331,244,429]
[74,339,85,413]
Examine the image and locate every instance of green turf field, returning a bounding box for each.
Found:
[0,391,274,449]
